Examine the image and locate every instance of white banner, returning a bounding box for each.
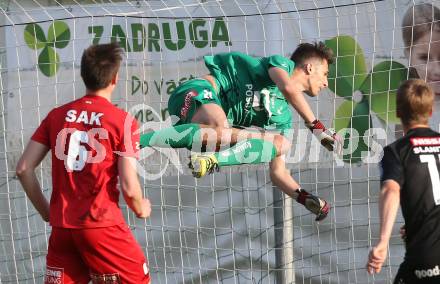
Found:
[3,1,438,282]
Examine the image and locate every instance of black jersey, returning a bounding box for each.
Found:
[381,127,440,265]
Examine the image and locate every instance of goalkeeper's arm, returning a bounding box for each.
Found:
[268,67,342,153]
[268,67,316,124]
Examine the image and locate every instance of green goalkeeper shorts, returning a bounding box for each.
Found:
[167,78,221,124]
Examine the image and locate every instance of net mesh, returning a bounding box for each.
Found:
[1,0,430,283]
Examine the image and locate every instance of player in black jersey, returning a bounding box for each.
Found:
[367,79,440,283]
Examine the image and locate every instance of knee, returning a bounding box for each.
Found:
[211,120,229,128]
[191,104,229,127]
[272,135,291,156]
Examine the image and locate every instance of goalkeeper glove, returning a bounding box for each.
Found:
[306,119,343,155]
[296,188,330,221]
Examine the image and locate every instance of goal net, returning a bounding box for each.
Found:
[1,0,434,283]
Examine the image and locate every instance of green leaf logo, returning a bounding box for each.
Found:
[325,36,408,163]
[24,21,70,77]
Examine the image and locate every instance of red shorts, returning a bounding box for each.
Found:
[45,223,150,284]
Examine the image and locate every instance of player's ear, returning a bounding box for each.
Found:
[111,72,119,85]
[305,63,312,75]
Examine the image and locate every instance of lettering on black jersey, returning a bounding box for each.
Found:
[410,137,440,154]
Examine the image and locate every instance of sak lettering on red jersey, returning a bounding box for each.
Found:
[65,110,103,126]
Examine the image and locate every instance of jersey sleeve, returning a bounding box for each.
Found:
[118,113,140,159]
[267,55,295,75]
[380,145,404,187]
[31,114,51,147]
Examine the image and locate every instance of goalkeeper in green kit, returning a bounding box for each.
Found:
[141,42,342,221]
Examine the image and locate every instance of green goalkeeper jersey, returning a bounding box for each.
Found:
[204,52,294,131]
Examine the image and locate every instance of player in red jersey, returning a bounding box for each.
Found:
[16,43,151,284]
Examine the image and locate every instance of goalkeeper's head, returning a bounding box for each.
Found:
[397,79,434,127]
[80,43,124,92]
[290,41,333,97]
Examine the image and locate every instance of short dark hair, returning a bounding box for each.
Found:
[396,79,434,126]
[290,41,333,66]
[80,43,123,91]
[402,3,440,50]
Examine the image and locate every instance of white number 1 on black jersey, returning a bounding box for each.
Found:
[420,154,440,205]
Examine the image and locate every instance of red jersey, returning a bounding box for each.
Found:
[31,94,139,228]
